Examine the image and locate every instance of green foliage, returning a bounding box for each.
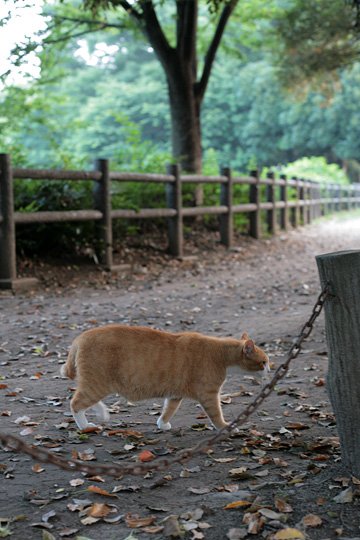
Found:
[271,0,360,92]
[282,157,349,184]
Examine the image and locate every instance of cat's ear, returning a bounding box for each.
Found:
[241,332,250,340]
[244,339,255,356]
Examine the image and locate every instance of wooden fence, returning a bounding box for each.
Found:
[1,153,360,289]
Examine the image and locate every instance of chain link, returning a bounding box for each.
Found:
[0,284,331,477]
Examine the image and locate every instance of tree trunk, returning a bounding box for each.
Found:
[316,250,360,476]
[167,74,202,174]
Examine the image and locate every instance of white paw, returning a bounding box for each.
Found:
[157,418,172,431]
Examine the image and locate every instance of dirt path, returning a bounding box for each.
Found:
[1,215,360,540]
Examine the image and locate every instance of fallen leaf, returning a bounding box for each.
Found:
[285,422,309,430]
[142,525,164,534]
[78,449,96,461]
[58,528,79,537]
[86,503,113,518]
[42,510,56,523]
[333,487,353,503]
[87,486,117,498]
[112,484,140,493]
[80,516,100,526]
[125,513,156,528]
[275,498,293,513]
[226,527,248,539]
[274,528,305,539]
[242,512,265,534]
[188,487,211,495]
[69,478,85,487]
[80,426,101,434]
[42,532,56,540]
[229,467,253,480]
[258,508,283,520]
[32,464,45,474]
[213,457,237,464]
[224,501,252,510]
[138,450,155,462]
[302,513,322,527]
[162,515,182,537]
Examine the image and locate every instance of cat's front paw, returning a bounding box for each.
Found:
[157,418,172,431]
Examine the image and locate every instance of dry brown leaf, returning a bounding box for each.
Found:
[242,512,265,534]
[302,513,323,527]
[87,485,118,498]
[142,525,164,534]
[138,450,155,462]
[125,513,156,528]
[81,426,102,434]
[285,422,309,430]
[78,450,96,461]
[87,475,105,483]
[224,501,252,510]
[32,464,45,473]
[274,529,305,540]
[86,503,113,518]
[274,498,293,513]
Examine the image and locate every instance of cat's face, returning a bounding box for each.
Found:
[240,332,270,373]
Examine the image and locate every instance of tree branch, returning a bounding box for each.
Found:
[137,0,175,71]
[51,14,125,30]
[197,0,239,100]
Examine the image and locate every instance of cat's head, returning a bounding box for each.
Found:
[240,332,270,374]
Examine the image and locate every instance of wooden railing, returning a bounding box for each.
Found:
[1,153,360,289]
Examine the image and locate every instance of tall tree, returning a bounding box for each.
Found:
[16,0,240,174]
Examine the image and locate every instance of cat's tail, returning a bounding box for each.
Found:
[60,341,78,379]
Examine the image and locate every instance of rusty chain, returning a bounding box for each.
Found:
[0,284,331,477]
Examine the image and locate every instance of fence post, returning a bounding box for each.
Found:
[316,250,360,476]
[305,180,312,224]
[249,169,261,239]
[166,163,183,257]
[0,154,17,289]
[94,159,113,269]
[280,174,288,231]
[266,171,276,234]
[219,166,233,247]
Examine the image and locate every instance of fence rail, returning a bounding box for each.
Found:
[1,153,360,290]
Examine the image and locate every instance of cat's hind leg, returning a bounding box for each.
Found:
[70,390,104,430]
[157,398,182,430]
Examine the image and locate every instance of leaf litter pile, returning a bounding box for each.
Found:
[1,219,360,539]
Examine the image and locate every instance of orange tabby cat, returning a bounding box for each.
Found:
[61,325,270,431]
